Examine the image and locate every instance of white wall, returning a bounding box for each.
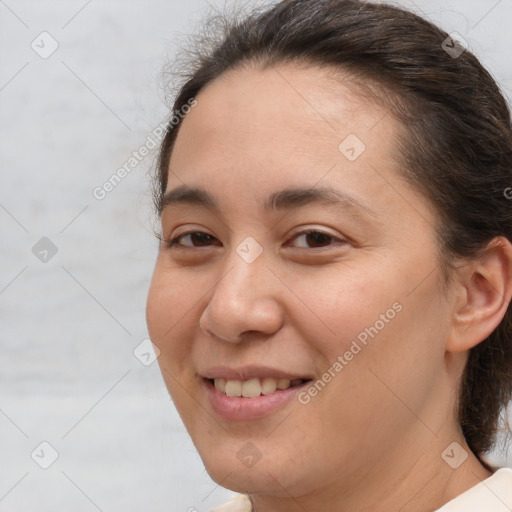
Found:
[1,1,511,510]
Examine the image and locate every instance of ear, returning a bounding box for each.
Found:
[447,236,512,353]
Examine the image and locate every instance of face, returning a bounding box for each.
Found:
[146,63,457,499]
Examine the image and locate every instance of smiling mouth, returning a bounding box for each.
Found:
[207,377,312,397]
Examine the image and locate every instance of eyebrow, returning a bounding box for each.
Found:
[159,184,377,218]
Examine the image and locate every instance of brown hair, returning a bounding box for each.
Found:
[154,0,512,460]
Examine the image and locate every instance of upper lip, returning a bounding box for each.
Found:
[200,365,314,381]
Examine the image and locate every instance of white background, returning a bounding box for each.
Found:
[1,1,511,511]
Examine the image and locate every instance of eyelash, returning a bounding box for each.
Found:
[163,229,347,250]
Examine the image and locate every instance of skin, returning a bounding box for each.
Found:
[146,63,512,511]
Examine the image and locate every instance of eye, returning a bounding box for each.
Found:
[163,229,347,250]
[288,229,347,249]
[165,231,221,249]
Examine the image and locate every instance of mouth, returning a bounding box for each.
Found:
[203,376,313,420]
[200,366,315,420]
[206,377,312,398]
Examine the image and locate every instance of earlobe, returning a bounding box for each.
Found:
[447,236,512,353]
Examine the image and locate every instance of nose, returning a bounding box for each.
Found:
[199,248,285,343]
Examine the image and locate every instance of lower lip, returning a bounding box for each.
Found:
[203,379,311,421]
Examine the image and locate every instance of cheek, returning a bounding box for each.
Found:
[147,257,203,332]
[286,262,402,358]
[146,270,203,425]
[289,260,449,412]
[146,263,201,373]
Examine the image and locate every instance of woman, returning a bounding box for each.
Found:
[146,0,512,510]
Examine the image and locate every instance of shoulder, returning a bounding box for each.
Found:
[209,494,252,512]
[435,467,512,511]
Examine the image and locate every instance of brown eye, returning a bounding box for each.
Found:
[290,230,346,249]
[166,232,220,248]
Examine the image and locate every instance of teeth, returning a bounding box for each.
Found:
[225,380,242,397]
[277,378,291,389]
[213,377,305,397]
[261,377,277,395]
[214,378,226,393]
[242,378,261,397]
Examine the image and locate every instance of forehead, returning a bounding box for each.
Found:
[165,62,434,233]
[175,62,388,155]
[168,63,395,182]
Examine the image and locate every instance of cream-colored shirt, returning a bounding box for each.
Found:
[210,467,512,511]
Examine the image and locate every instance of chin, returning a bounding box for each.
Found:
[204,459,288,496]
[196,439,306,498]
